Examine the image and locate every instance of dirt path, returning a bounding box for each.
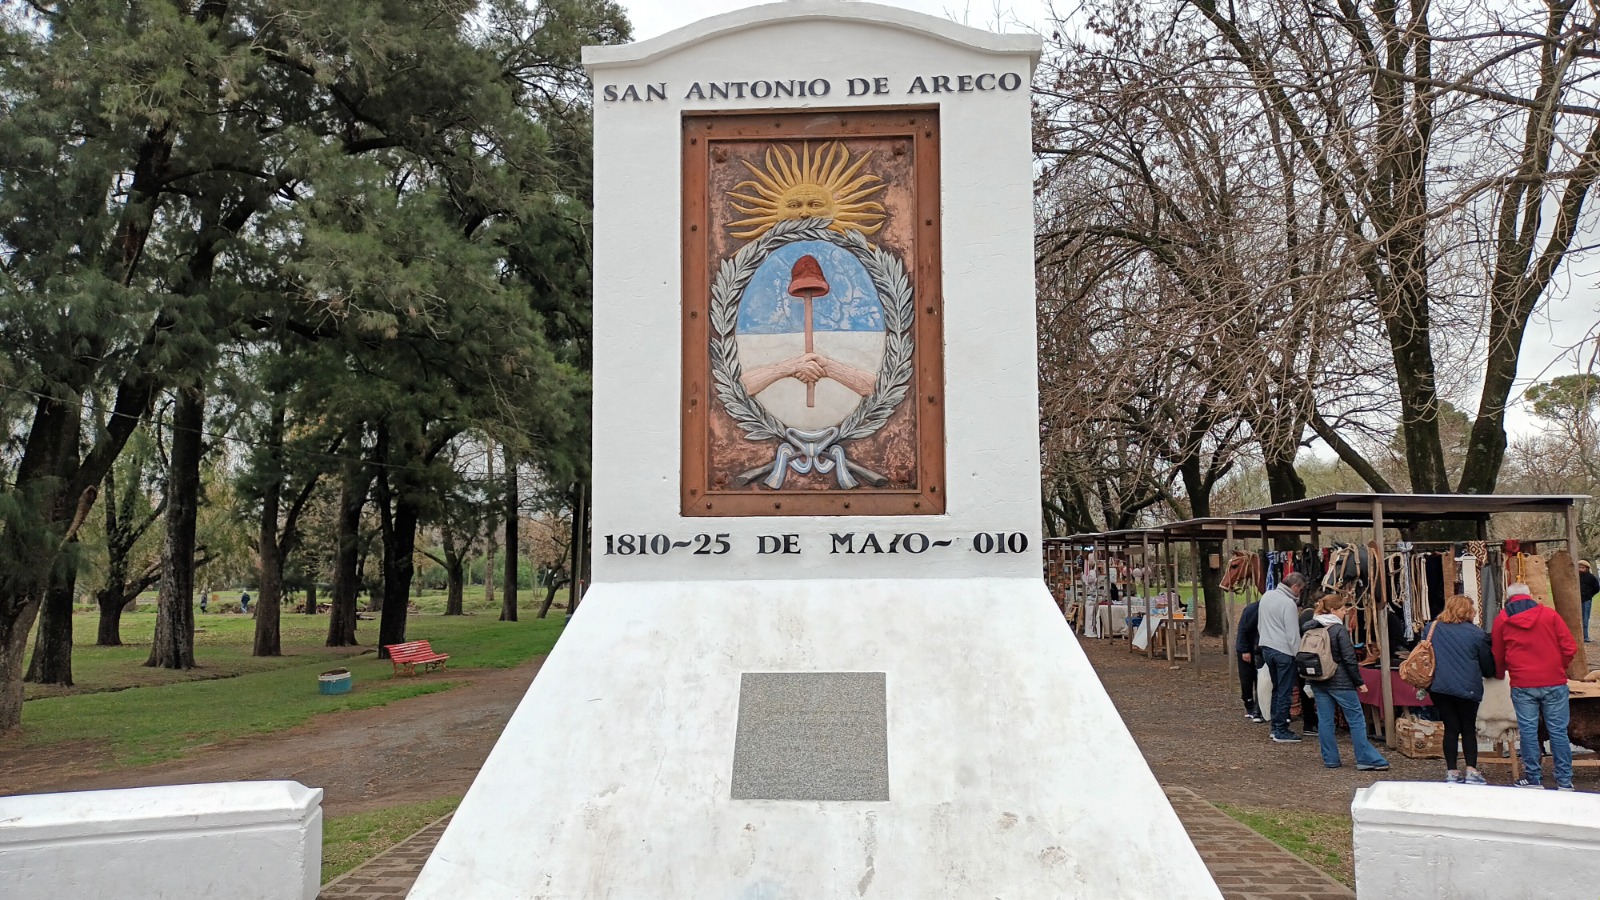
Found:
[12,632,1594,821]
[1080,632,1598,814]
[3,659,543,816]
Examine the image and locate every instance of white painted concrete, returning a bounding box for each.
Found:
[0,780,322,900]
[411,3,1219,896]
[1353,781,1600,899]
[410,580,1220,898]
[584,0,1045,583]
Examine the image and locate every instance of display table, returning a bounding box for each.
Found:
[1131,614,1164,651]
[1093,603,1131,638]
[1359,666,1430,741]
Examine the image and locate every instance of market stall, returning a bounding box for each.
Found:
[1232,492,1589,748]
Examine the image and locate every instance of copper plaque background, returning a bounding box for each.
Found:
[681,109,945,517]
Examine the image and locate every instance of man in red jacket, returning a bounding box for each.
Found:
[1492,584,1579,790]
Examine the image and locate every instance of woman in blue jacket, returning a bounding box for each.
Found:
[1427,594,1497,784]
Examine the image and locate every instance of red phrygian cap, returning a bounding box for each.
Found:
[787,255,829,297]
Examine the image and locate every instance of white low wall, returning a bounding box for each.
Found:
[0,780,323,900]
[1353,781,1600,899]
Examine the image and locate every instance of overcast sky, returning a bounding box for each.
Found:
[621,0,1055,40]
[615,0,1599,437]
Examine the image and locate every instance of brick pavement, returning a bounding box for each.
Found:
[1165,787,1355,900]
[318,815,452,900]
[318,789,1354,899]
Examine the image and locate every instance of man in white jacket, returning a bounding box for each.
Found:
[1257,573,1307,743]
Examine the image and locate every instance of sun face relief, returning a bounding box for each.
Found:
[682,110,945,517]
[727,142,887,238]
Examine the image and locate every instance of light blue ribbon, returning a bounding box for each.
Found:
[761,427,859,490]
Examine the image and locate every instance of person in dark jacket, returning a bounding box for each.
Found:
[1297,591,1321,736]
[1427,594,1496,784]
[1580,560,1598,643]
[1235,599,1264,722]
[1301,592,1389,770]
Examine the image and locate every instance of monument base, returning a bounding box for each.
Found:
[409,578,1219,898]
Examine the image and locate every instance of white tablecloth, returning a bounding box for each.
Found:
[1131,614,1166,651]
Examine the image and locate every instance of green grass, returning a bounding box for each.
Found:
[1217,803,1354,887]
[322,796,462,883]
[12,598,567,767]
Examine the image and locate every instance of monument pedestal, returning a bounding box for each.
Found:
[409,579,1217,898]
[411,3,1220,895]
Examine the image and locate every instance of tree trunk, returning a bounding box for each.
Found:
[326,467,367,647]
[1,393,85,731]
[26,427,83,686]
[538,538,572,620]
[25,561,78,686]
[484,445,496,605]
[253,473,283,657]
[443,527,465,616]
[305,581,317,615]
[96,587,127,646]
[147,388,203,670]
[445,558,465,616]
[1199,539,1225,637]
[0,598,42,735]
[566,480,585,611]
[1262,454,1306,505]
[501,446,518,622]
[377,495,419,657]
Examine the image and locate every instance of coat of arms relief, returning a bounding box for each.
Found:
[683,110,944,517]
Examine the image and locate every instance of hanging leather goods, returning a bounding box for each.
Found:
[1395,543,1417,637]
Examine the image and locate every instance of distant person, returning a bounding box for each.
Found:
[1257,572,1307,743]
[1429,594,1496,785]
[1493,583,1578,790]
[1297,590,1322,737]
[1235,597,1264,723]
[1300,591,1388,770]
[199,590,208,614]
[1579,560,1598,643]
[239,591,251,614]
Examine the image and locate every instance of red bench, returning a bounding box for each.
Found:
[384,640,449,676]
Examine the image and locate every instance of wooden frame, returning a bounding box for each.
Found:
[680,107,945,517]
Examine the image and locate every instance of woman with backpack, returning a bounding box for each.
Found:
[1300,592,1390,771]
[1427,594,1496,784]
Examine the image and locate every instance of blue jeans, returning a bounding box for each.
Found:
[1512,684,1573,787]
[1312,688,1388,768]
[1584,599,1591,642]
[1261,647,1298,736]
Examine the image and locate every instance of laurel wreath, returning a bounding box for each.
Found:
[709,217,914,445]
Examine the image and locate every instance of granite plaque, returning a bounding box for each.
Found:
[730,671,889,801]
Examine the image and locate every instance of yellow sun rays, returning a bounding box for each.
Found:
[726,141,888,240]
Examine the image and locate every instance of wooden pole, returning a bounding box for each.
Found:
[1374,500,1395,748]
[1563,502,1590,677]
[1224,521,1236,657]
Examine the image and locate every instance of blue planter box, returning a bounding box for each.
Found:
[319,670,353,695]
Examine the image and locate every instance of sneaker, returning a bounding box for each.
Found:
[1249,714,1268,724]
[1304,727,1319,736]
[1513,778,1543,789]
[1357,762,1390,771]
[1558,785,1576,792]
[1464,769,1488,785]
[1272,732,1303,743]
[1324,763,1343,769]
[1445,770,1460,783]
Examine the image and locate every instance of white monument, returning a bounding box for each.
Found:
[409,2,1220,896]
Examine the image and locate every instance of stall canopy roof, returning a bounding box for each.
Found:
[1053,493,1588,545]
[1235,492,1586,523]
